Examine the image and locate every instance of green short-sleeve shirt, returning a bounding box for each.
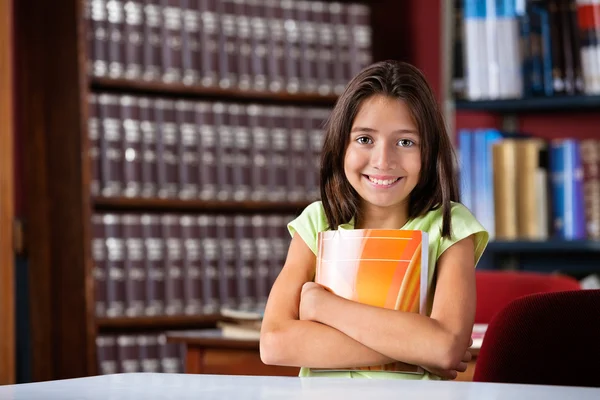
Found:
[287,201,489,379]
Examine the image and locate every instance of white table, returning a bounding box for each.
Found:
[0,373,598,400]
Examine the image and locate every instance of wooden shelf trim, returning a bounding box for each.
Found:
[96,315,221,330]
[93,197,312,213]
[90,77,339,105]
[455,95,600,113]
[487,240,600,253]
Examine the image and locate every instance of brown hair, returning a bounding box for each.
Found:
[320,60,459,237]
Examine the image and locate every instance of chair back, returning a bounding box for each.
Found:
[475,271,580,323]
[473,289,600,387]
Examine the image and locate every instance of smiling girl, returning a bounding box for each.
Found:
[259,60,489,380]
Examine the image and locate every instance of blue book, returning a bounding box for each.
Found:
[549,140,586,240]
[458,129,473,212]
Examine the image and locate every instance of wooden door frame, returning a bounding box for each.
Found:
[0,0,15,385]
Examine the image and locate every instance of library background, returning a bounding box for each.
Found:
[1,0,599,385]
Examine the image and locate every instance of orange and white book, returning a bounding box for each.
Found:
[312,229,429,374]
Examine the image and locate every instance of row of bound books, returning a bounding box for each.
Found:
[92,212,292,318]
[89,92,329,201]
[455,0,600,100]
[86,0,372,95]
[459,130,599,241]
[96,333,185,375]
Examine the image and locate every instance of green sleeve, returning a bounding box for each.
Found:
[439,203,489,267]
[287,201,327,255]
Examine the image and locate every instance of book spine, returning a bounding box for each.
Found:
[219,0,238,89]
[117,334,140,372]
[329,2,346,95]
[96,335,118,374]
[181,0,200,85]
[161,0,183,83]
[142,214,165,316]
[90,0,109,77]
[233,105,252,201]
[198,102,218,200]
[248,0,268,91]
[550,139,586,239]
[176,100,199,199]
[580,139,600,239]
[123,214,146,317]
[92,213,106,317]
[199,215,220,313]
[267,215,286,289]
[88,93,101,197]
[458,129,473,212]
[142,0,163,81]
[252,215,270,309]
[234,0,252,90]
[163,214,185,315]
[104,213,126,317]
[121,95,143,197]
[155,99,179,198]
[286,107,307,201]
[265,0,285,92]
[139,97,159,198]
[295,1,317,93]
[107,0,126,78]
[181,215,203,315]
[123,0,144,80]
[266,106,288,202]
[213,102,233,201]
[248,105,269,201]
[98,93,124,197]
[137,334,161,372]
[217,216,237,308]
[158,334,185,373]
[282,0,300,93]
[235,215,255,310]
[199,0,219,87]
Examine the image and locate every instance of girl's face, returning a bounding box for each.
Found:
[344,95,421,213]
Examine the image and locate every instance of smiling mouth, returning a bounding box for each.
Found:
[364,175,402,186]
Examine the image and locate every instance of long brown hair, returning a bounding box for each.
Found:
[320,60,459,237]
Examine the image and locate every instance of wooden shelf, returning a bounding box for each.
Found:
[90,77,338,105]
[96,314,220,332]
[93,197,311,213]
[487,240,600,253]
[455,95,600,113]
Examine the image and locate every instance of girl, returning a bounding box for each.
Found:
[260,60,489,380]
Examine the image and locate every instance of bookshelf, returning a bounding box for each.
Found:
[96,314,221,332]
[445,1,600,276]
[93,197,311,213]
[14,0,409,382]
[455,95,600,113]
[91,77,339,104]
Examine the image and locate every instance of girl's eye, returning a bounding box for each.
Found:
[356,136,373,145]
[398,139,415,147]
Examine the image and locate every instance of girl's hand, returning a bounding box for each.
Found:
[299,282,327,321]
[421,338,473,380]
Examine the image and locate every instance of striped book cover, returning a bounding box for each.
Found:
[312,229,429,374]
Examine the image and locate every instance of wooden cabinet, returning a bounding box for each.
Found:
[167,330,298,377]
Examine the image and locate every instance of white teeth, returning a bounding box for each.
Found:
[368,176,400,186]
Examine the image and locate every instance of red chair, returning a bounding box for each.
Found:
[473,289,600,387]
[475,271,581,323]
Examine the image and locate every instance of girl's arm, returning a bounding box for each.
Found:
[259,233,395,368]
[301,235,477,372]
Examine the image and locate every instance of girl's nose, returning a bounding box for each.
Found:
[371,143,396,170]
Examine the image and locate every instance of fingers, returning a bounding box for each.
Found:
[462,350,472,362]
[455,361,468,373]
[423,367,457,380]
[469,337,474,347]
